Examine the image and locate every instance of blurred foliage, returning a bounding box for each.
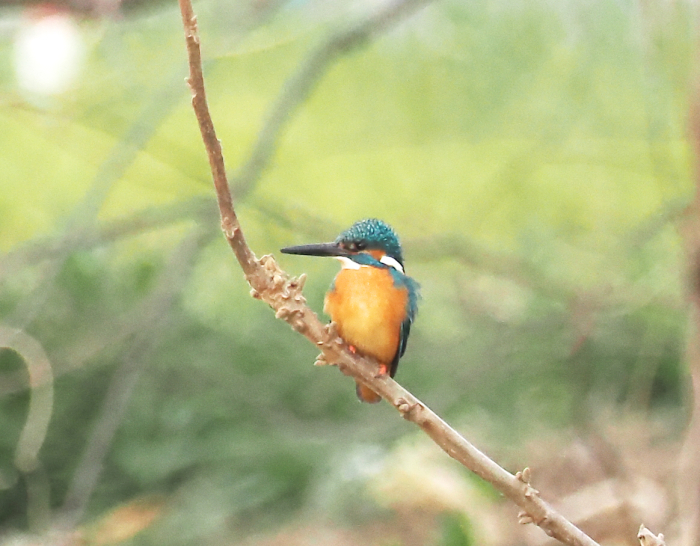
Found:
[0,0,697,544]
[439,513,473,546]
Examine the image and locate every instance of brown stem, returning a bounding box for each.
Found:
[178,2,601,546]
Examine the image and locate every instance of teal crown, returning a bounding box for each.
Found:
[336,218,404,266]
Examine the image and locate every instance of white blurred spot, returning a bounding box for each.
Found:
[13,5,85,97]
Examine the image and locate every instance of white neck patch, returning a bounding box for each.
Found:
[335,254,404,273]
[380,255,404,273]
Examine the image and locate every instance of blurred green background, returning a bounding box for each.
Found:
[0,0,696,544]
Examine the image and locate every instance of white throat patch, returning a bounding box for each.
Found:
[335,256,362,270]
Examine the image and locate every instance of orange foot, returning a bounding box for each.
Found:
[375,363,388,377]
[348,345,357,354]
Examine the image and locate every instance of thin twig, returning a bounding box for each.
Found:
[178,2,602,546]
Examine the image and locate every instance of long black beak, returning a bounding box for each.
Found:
[280,242,349,257]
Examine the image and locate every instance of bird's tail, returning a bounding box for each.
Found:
[355,382,382,404]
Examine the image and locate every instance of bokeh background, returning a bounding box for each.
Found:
[0,0,698,544]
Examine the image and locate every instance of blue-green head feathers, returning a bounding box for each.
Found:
[336,218,404,266]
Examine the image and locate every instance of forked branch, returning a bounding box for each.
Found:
[178,2,601,545]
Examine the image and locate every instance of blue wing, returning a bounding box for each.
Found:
[389,317,412,377]
[386,267,420,378]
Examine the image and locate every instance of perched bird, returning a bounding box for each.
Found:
[281,218,420,403]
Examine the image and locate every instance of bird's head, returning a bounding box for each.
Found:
[281,218,404,272]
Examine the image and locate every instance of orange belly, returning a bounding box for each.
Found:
[324,266,408,365]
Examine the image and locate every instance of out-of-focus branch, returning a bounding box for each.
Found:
[230,0,433,199]
[59,227,213,526]
[0,329,54,475]
[8,78,184,331]
[0,196,215,281]
[0,328,54,532]
[179,3,601,545]
[256,197,681,314]
[0,187,680,324]
[676,83,700,546]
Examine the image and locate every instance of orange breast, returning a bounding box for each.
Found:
[324,266,408,364]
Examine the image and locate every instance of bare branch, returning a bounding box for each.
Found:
[638,524,666,546]
[178,2,601,546]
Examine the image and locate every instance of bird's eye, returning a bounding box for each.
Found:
[343,241,366,252]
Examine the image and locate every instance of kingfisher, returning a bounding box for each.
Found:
[281,218,420,403]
